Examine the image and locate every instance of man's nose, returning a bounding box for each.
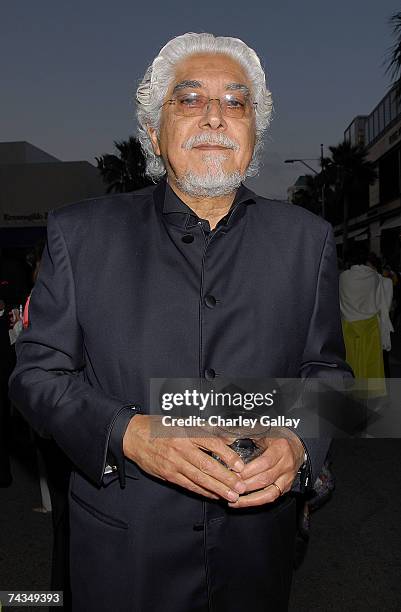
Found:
[199,98,227,130]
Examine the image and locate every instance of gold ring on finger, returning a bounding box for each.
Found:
[269,482,283,497]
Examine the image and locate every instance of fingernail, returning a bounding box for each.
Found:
[233,460,244,472]
[234,481,246,494]
[227,490,239,502]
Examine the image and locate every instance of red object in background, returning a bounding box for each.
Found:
[23,294,31,328]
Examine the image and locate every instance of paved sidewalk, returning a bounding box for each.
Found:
[0,415,52,592]
[289,439,401,611]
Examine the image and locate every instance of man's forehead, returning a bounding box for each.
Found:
[170,53,250,87]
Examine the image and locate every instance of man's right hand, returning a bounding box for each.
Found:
[123,415,246,502]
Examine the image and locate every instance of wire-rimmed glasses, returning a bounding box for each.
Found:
[163,92,257,118]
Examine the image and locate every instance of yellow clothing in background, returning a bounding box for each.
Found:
[342,315,385,395]
[342,315,384,377]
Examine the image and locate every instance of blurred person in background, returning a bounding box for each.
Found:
[7,241,72,608]
[340,246,392,382]
[0,290,14,487]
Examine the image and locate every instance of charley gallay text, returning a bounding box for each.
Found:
[161,415,301,429]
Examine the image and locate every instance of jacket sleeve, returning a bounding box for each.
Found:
[106,408,138,487]
[8,211,134,487]
[296,224,354,489]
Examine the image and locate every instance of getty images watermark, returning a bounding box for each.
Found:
[158,387,301,429]
[148,377,401,439]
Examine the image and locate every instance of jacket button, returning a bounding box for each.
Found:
[205,368,216,380]
[204,295,216,308]
[193,522,204,531]
[182,234,194,243]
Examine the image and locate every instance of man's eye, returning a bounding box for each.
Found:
[226,98,245,108]
[179,95,202,106]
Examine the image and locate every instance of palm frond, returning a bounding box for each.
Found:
[96,137,153,193]
[384,11,401,92]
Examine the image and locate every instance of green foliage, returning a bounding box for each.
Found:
[290,175,321,215]
[291,141,376,252]
[96,136,154,193]
[385,11,401,91]
[323,142,377,227]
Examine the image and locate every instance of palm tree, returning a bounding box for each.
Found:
[323,142,377,253]
[385,11,401,93]
[290,174,322,215]
[96,137,153,193]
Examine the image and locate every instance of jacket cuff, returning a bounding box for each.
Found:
[294,437,310,493]
[105,405,140,488]
[287,432,311,493]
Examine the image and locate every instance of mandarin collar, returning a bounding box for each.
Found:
[153,179,256,230]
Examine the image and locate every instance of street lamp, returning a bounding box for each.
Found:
[285,144,326,218]
[284,159,320,174]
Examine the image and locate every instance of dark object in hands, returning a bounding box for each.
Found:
[228,438,263,463]
[208,438,263,467]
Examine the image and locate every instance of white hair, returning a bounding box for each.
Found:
[135,32,273,181]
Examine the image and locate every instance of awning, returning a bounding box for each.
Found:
[335,227,368,245]
[380,215,401,231]
[354,232,368,241]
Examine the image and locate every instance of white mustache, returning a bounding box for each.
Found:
[182,133,240,151]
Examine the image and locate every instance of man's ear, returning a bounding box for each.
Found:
[147,125,161,156]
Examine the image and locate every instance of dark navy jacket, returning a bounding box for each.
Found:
[9,180,350,612]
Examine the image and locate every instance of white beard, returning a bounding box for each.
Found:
[176,152,246,197]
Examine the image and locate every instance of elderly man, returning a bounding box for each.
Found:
[9,33,350,612]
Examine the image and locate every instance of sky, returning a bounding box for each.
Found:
[1,0,400,199]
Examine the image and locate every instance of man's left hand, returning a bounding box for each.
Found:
[227,430,305,508]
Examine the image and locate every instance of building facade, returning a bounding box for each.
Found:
[336,85,401,268]
[0,141,106,248]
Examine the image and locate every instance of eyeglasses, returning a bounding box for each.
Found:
[163,92,257,118]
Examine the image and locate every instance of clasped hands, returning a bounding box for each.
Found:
[123,415,305,508]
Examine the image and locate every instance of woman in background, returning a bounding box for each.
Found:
[339,246,392,383]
